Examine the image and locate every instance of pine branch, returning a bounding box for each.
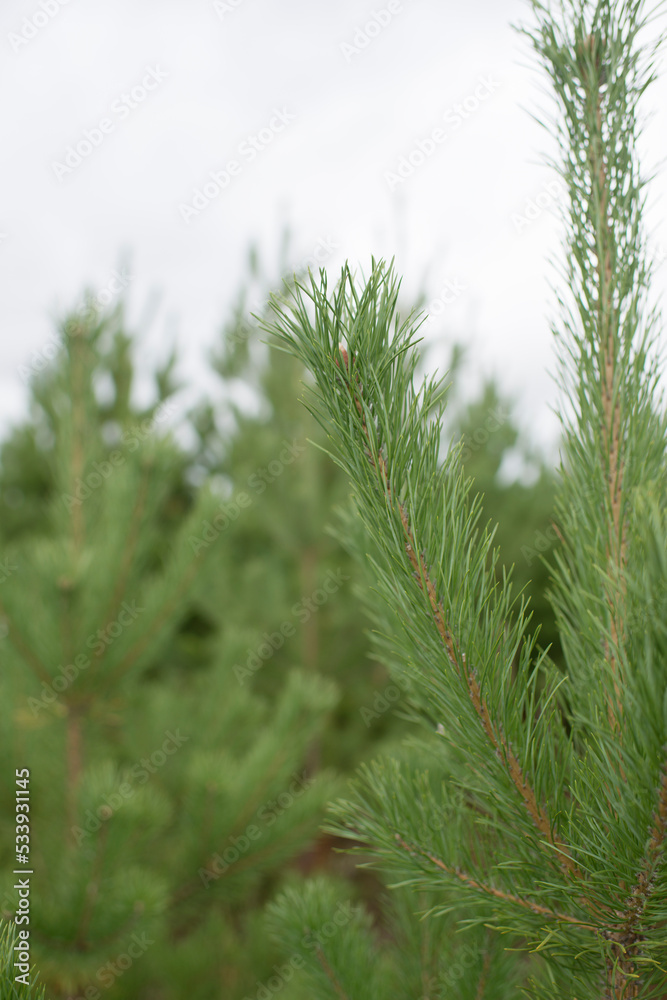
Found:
[68,320,88,557]
[395,835,596,929]
[91,462,151,673]
[475,945,492,1000]
[264,4,667,994]
[518,3,667,995]
[0,597,52,686]
[66,706,84,840]
[74,821,110,950]
[626,762,667,931]
[171,814,326,906]
[602,760,667,998]
[184,743,293,892]
[337,344,582,884]
[585,33,628,732]
[315,945,352,1000]
[100,548,202,691]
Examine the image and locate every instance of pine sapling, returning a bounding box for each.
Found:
[263,2,667,996]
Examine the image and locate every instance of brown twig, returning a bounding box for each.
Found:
[603,761,667,999]
[395,835,596,929]
[171,746,295,904]
[586,54,627,734]
[0,597,52,685]
[170,815,320,906]
[475,943,493,1000]
[69,322,87,558]
[100,553,202,691]
[66,705,83,840]
[92,465,151,672]
[315,944,351,1000]
[74,819,109,950]
[336,346,583,884]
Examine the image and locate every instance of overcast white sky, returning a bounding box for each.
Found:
[2,0,667,463]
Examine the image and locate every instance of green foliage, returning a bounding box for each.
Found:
[452,381,562,667]
[200,272,391,769]
[263,2,667,987]
[0,305,339,998]
[0,921,45,1000]
[0,277,566,998]
[4,4,652,987]
[267,817,532,1000]
[267,876,392,998]
[264,259,568,971]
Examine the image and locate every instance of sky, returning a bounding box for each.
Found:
[2,0,667,470]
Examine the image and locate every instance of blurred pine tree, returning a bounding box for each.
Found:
[0,303,338,998]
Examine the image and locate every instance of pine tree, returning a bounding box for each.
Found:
[0,245,564,1000]
[263,2,667,996]
[200,257,426,768]
[0,303,338,998]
